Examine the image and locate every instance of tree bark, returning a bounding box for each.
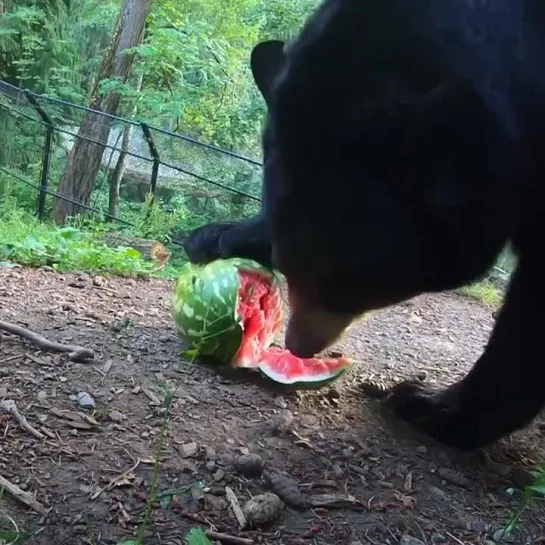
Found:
[53,0,153,225]
[107,72,143,219]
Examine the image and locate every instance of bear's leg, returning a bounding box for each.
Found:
[184,215,272,268]
[385,249,545,450]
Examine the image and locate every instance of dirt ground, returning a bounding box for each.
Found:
[0,265,544,545]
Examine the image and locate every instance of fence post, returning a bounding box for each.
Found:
[24,90,53,220]
[140,122,160,205]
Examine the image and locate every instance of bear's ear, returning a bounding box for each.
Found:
[251,40,286,108]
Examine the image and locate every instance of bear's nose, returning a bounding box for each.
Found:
[284,304,354,358]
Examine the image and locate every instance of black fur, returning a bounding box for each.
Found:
[184,0,545,450]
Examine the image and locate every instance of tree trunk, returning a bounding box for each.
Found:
[53,0,153,225]
[107,72,143,219]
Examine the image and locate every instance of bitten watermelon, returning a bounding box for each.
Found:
[172,258,352,387]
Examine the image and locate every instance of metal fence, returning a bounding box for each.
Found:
[0,79,516,279]
[0,79,263,247]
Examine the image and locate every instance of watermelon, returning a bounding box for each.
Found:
[172,258,352,387]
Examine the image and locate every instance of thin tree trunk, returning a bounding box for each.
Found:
[107,72,143,219]
[53,0,153,225]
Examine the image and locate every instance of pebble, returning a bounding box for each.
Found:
[333,463,344,479]
[415,445,428,454]
[205,446,217,461]
[219,453,235,466]
[272,409,294,435]
[235,454,264,477]
[75,391,95,410]
[37,391,48,402]
[243,492,283,526]
[493,529,511,542]
[213,469,225,482]
[179,441,198,458]
[399,535,425,545]
[342,448,354,460]
[429,486,448,499]
[431,534,447,544]
[107,410,124,422]
[437,467,470,488]
[470,521,489,534]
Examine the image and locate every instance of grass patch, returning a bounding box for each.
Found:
[457,280,503,308]
[0,201,187,278]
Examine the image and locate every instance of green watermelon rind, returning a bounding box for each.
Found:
[172,258,282,365]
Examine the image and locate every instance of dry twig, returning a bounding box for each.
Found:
[0,474,47,515]
[225,486,247,529]
[0,399,44,440]
[205,530,254,545]
[0,320,94,361]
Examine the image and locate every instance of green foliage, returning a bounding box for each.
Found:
[0,198,158,276]
[457,280,503,307]
[185,527,213,545]
[0,0,118,101]
[502,462,545,540]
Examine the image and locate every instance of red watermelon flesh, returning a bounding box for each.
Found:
[232,270,352,385]
[232,269,283,368]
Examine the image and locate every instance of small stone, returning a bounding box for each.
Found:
[205,494,227,511]
[415,445,428,454]
[399,535,425,545]
[429,486,448,499]
[243,492,283,526]
[431,534,447,544]
[76,392,95,410]
[333,464,344,479]
[219,453,235,466]
[205,446,217,461]
[107,410,124,422]
[327,388,341,400]
[190,483,205,501]
[493,529,511,542]
[470,521,488,534]
[274,396,287,409]
[180,442,198,458]
[37,391,48,402]
[213,469,225,482]
[342,448,354,460]
[92,276,105,287]
[235,454,264,477]
[205,461,216,471]
[437,468,470,488]
[272,410,294,435]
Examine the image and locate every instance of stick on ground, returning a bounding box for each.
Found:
[0,474,47,515]
[225,486,247,529]
[0,399,44,440]
[0,320,94,361]
[205,530,254,545]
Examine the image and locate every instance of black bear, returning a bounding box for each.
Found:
[184,0,545,450]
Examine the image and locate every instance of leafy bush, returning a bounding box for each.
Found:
[0,202,159,276]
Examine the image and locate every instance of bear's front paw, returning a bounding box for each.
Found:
[384,379,489,450]
[184,222,236,264]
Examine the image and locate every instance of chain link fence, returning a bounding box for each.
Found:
[0,79,516,281]
[0,79,262,248]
